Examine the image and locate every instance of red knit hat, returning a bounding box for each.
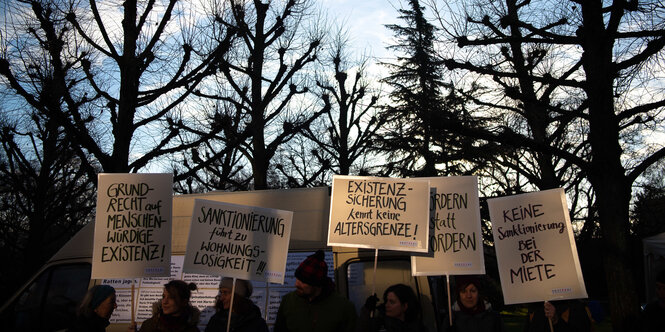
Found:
[295,250,327,286]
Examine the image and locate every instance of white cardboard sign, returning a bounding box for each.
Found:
[327,175,430,252]
[183,199,293,284]
[411,176,485,276]
[92,173,173,279]
[488,188,587,304]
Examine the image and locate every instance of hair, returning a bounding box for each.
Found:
[164,280,197,311]
[77,285,116,318]
[455,275,487,313]
[383,283,421,322]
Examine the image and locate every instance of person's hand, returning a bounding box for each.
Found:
[127,321,137,332]
[364,294,379,311]
[544,301,558,324]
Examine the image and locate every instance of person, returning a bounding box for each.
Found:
[68,284,117,332]
[130,280,200,332]
[204,278,268,332]
[441,275,502,332]
[524,299,592,332]
[274,249,357,332]
[641,269,665,331]
[357,283,428,332]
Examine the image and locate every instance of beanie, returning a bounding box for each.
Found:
[90,285,115,309]
[220,277,253,297]
[295,250,328,287]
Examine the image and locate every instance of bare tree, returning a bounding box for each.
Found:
[302,25,382,177]
[1,0,236,175]
[208,0,327,189]
[0,108,96,308]
[429,0,665,328]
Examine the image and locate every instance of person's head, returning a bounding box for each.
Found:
[656,270,665,302]
[216,278,253,310]
[78,284,117,320]
[162,280,197,316]
[383,284,420,322]
[294,250,328,299]
[455,275,482,310]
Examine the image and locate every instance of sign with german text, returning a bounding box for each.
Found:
[92,173,172,278]
[183,199,293,284]
[488,188,587,304]
[411,176,484,276]
[327,175,430,252]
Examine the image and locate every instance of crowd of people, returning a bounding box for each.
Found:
[68,251,665,332]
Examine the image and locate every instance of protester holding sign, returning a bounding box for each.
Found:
[440,276,502,332]
[274,250,357,332]
[640,269,665,331]
[524,300,592,332]
[204,278,268,332]
[130,280,200,332]
[357,283,428,332]
[68,285,117,332]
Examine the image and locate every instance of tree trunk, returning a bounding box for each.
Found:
[582,2,639,330]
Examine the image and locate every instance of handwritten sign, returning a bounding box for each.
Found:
[411,176,484,275]
[327,175,430,252]
[183,199,293,284]
[92,173,172,278]
[488,188,587,304]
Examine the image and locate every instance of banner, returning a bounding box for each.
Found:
[183,199,293,284]
[92,173,173,279]
[488,188,587,304]
[411,176,484,276]
[327,175,430,252]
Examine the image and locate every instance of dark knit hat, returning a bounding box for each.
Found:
[295,250,328,286]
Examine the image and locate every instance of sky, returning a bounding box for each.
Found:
[320,0,403,62]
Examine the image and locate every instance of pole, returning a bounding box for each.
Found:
[370,248,379,318]
[226,278,236,332]
[446,275,452,326]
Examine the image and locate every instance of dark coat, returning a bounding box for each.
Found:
[204,297,268,332]
[139,301,200,332]
[441,302,502,332]
[67,314,110,332]
[357,305,429,332]
[524,300,592,332]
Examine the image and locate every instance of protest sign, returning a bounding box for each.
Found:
[488,188,587,304]
[327,175,430,252]
[411,176,484,276]
[183,199,293,284]
[92,173,172,279]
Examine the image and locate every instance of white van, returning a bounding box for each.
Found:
[0,187,441,332]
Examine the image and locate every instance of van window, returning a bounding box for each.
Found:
[2,263,91,331]
[344,258,419,312]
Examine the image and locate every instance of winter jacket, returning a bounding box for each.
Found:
[274,287,357,332]
[441,301,502,332]
[524,300,592,332]
[640,300,665,332]
[67,313,110,332]
[139,301,201,332]
[204,297,268,332]
[357,306,429,332]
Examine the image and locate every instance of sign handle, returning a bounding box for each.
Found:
[226,278,236,332]
[131,281,136,325]
[548,317,554,332]
[370,248,379,318]
[264,282,270,322]
[446,274,452,326]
